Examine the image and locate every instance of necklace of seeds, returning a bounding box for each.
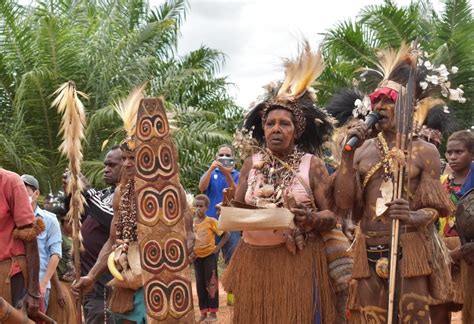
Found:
[377,132,393,182]
[116,179,138,243]
[260,147,304,207]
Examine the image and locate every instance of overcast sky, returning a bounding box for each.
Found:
[18,0,450,108]
[165,0,449,108]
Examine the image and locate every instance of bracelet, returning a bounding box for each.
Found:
[27,291,41,299]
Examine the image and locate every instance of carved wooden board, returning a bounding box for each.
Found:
[135,98,195,323]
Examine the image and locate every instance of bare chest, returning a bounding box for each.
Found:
[357,143,424,190]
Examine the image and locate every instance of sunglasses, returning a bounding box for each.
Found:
[218,153,232,157]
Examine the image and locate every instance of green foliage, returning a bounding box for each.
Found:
[0,0,242,192]
[321,0,473,129]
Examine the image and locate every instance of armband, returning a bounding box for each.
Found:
[421,208,438,225]
[13,218,45,241]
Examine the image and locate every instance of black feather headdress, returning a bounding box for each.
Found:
[242,41,333,155]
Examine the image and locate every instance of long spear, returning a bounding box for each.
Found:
[387,58,417,323]
[52,81,87,324]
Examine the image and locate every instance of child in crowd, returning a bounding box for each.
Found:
[440,130,474,237]
[434,130,473,323]
[189,194,229,322]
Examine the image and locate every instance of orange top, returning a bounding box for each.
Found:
[193,216,223,257]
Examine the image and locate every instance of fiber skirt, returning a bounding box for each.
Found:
[46,281,77,323]
[222,236,335,324]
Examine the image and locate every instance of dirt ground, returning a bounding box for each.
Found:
[191,257,232,323]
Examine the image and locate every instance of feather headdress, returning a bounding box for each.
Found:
[413,97,446,130]
[374,42,412,82]
[243,40,333,154]
[357,41,463,145]
[276,41,325,101]
[113,83,147,151]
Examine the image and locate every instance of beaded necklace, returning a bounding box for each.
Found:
[115,179,138,243]
[377,132,393,182]
[253,146,305,207]
[362,132,393,189]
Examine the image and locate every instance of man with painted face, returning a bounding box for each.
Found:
[334,45,456,322]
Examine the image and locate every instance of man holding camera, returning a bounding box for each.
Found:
[199,144,240,267]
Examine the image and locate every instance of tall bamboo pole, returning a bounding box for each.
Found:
[387,59,416,323]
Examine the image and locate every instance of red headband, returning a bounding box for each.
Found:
[369,87,399,107]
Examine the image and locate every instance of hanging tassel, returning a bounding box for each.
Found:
[314,234,337,323]
[346,279,363,324]
[351,233,371,279]
[108,286,135,314]
[400,231,431,278]
[411,177,455,217]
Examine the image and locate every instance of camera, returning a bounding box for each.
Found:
[218,157,235,167]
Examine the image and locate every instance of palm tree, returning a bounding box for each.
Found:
[320,0,473,129]
[0,0,242,192]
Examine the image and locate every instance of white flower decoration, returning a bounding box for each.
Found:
[448,87,465,102]
[353,96,371,118]
[443,106,450,114]
[441,87,449,98]
[434,64,447,73]
[424,61,433,70]
[419,81,428,90]
[425,75,439,85]
[451,66,459,74]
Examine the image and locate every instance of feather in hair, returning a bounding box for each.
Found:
[113,83,147,136]
[413,97,446,129]
[374,42,411,81]
[277,41,324,100]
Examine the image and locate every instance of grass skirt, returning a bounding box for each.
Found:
[46,281,77,323]
[222,236,335,324]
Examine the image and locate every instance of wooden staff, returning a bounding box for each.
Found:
[52,81,87,324]
[387,63,416,323]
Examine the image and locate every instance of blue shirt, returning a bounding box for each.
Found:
[459,162,474,197]
[35,206,62,289]
[201,168,240,219]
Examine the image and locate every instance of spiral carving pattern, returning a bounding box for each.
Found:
[141,232,187,274]
[144,277,192,320]
[135,98,194,322]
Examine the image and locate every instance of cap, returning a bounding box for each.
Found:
[21,174,40,191]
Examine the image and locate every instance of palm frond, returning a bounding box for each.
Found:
[359,2,422,47]
[323,19,378,67]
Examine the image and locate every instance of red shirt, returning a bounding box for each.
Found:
[0,169,35,263]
